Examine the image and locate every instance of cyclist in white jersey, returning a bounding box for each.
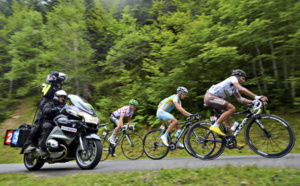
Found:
[108,99,138,146]
[204,69,268,136]
[157,87,196,147]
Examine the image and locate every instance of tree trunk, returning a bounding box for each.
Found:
[254,41,268,94]
[8,79,13,98]
[269,37,279,89]
[251,59,262,95]
[291,49,296,99]
[283,51,289,89]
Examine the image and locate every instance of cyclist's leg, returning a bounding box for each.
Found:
[165,118,178,134]
[108,115,118,144]
[156,110,175,146]
[224,117,233,136]
[204,93,234,136]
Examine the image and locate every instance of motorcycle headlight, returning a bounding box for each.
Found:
[66,109,79,117]
[83,113,99,124]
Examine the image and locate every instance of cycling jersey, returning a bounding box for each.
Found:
[112,106,134,118]
[157,94,181,113]
[207,76,239,99]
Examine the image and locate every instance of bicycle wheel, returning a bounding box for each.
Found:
[182,129,198,158]
[143,129,169,160]
[186,123,216,160]
[121,132,144,160]
[245,114,295,158]
[100,136,110,161]
[197,121,226,160]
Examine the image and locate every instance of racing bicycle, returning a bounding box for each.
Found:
[100,123,144,161]
[143,114,201,160]
[185,100,295,160]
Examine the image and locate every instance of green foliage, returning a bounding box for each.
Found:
[0,0,300,128]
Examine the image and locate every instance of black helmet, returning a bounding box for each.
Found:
[231,69,247,77]
[53,90,68,104]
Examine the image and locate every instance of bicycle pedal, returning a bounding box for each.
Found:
[236,145,244,150]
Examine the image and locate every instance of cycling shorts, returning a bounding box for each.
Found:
[204,92,229,114]
[110,114,119,128]
[156,109,174,122]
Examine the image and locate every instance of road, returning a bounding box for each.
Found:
[1,154,299,177]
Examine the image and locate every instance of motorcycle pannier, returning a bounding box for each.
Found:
[3,124,31,147]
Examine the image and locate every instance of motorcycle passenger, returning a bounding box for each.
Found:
[158,87,196,147]
[108,99,138,149]
[24,71,68,153]
[38,90,68,157]
[204,69,268,137]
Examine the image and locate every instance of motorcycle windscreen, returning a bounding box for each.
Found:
[67,94,98,117]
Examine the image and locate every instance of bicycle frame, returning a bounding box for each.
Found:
[103,124,135,147]
[232,111,253,137]
[160,117,200,150]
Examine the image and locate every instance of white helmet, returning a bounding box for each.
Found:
[53,90,68,104]
[177,87,188,94]
[57,72,68,82]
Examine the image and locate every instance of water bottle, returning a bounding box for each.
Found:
[175,129,182,137]
[115,137,119,143]
[231,121,239,131]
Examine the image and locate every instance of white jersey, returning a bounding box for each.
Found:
[112,106,134,118]
[207,76,239,98]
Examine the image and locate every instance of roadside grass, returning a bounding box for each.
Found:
[0,165,299,186]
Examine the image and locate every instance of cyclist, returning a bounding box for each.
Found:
[158,87,195,147]
[108,99,138,147]
[204,69,268,136]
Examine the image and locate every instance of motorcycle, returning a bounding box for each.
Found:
[22,94,102,170]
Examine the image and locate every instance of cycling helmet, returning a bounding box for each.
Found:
[129,99,139,106]
[231,69,247,77]
[177,86,188,94]
[53,90,68,104]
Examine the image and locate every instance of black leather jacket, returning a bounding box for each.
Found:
[42,101,65,122]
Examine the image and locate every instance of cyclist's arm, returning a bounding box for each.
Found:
[234,92,252,104]
[127,116,132,125]
[174,102,191,117]
[233,82,256,99]
[118,114,125,128]
[233,82,269,102]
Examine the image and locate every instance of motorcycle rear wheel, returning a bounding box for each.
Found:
[76,139,102,170]
[24,152,45,171]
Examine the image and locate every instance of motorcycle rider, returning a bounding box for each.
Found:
[38,89,68,156]
[24,71,68,153]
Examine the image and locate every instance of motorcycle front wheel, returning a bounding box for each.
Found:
[76,139,102,170]
[24,152,45,171]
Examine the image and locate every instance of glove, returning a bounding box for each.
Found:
[51,107,61,113]
[255,95,268,101]
[54,107,61,111]
[189,113,199,119]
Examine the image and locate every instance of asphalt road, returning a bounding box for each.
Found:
[1,154,299,177]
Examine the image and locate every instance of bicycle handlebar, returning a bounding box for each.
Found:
[98,123,109,127]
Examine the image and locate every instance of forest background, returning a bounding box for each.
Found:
[0,0,300,127]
